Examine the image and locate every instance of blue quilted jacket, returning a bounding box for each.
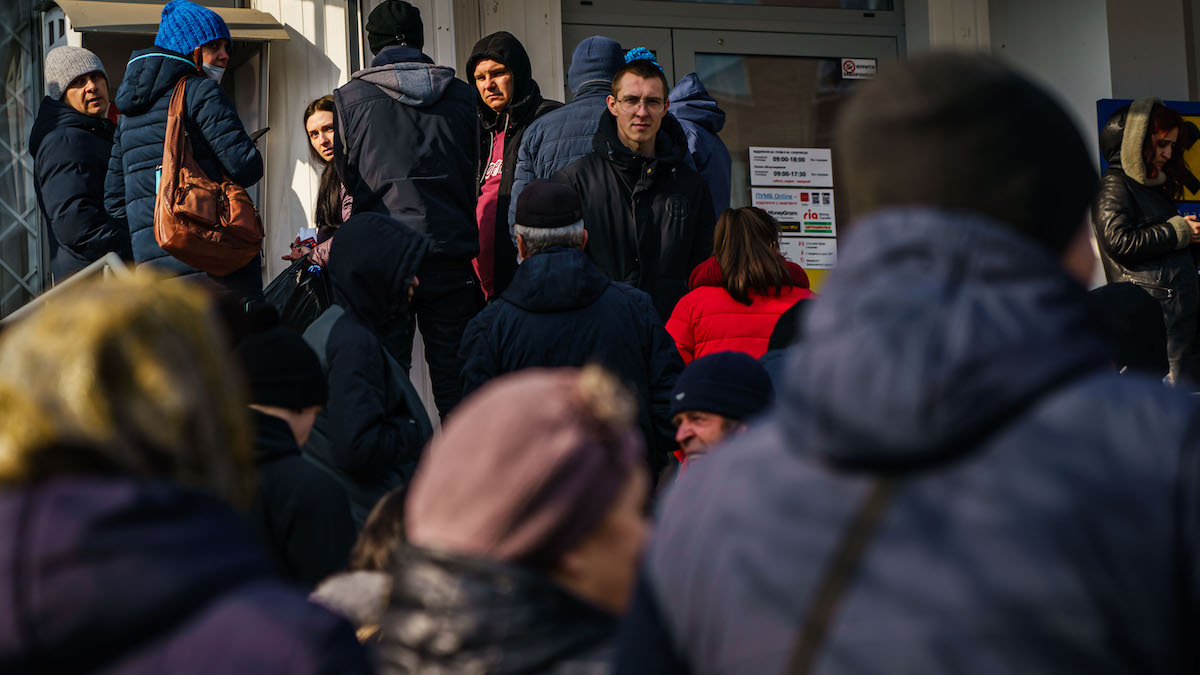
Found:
[105,48,263,298]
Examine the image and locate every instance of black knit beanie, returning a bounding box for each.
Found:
[836,53,1098,254]
[669,351,774,421]
[366,0,423,53]
[235,327,328,410]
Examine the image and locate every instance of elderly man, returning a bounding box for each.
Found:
[459,180,682,475]
[669,351,773,466]
[467,31,560,299]
[31,46,130,282]
[555,52,715,319]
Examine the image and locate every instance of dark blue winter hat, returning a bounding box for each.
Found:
[670,351,773,421]
[154,0,231,57]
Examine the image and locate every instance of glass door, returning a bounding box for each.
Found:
[672,29,896,289]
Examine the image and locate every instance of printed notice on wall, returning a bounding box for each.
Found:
[781,236,837,270]
[840,58,877,80]
[749,147,833,187]
[751,188,836,237]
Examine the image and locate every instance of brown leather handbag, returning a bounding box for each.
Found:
[154,76,263,276]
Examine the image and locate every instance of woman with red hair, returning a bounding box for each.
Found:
[667,206,816,363]
[1093,98,1200,386]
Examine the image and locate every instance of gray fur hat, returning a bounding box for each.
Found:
[44,46,106,101]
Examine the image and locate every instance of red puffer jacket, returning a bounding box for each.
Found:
[666,256,816,363]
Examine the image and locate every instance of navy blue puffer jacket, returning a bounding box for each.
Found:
[105,48,263,298]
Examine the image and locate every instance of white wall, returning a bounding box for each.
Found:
[1106,0,1190,100]
[989,0,1112,159]
[476,0,564,103]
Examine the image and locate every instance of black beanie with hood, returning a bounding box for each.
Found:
[466,31,542,130]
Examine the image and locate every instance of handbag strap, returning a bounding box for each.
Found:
[784,478,896,675]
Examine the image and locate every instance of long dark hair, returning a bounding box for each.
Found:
[1144,103,1190,199]
[715,207,793,305]
[303,95,343,231]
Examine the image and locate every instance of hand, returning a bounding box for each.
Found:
[1186,215,1200,243]
[310,237,333,267]
[282,236,312,261]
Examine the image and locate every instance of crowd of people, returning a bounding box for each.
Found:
[12,0,1200,672]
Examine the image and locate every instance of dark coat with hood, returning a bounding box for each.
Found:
[305,213,429,523]
[249,410,357,589]
[0,476,371,674]
[554,113,716,319]
[668,73,732,219]
[378,545,616,675]
[334,46,478,261]
[105,48,264,299]
[459,246,682,472]
[468,31,562,296]
[615,208,1200,675]
[1091,97,1200,385]
[30,96,131,280]
[508,36,625,229]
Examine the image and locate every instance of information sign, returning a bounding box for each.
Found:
[749,147,833,187]
[751,188,836,237]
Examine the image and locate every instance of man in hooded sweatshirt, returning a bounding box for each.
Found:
[668,73,732,219]
[555,52,716,320]
[615,54,1200,675]
[508,36,625,232]
[303,213,432,527]
[32,46,131,282]
[105,0,264,302]
[468,31,561,300]
[333,0,479,419]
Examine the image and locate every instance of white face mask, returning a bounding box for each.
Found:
[201,62,226,83]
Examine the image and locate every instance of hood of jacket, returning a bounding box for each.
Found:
[329,213,430,333]
[567,36,624,96]
[668,73,725,134]
[380,545,615,674]
[688,255,810,290]
[251,409,301,465]
[593,110,690,170]
[1100,97,1160,184]
[113,47,201,117]
[353,46,456,108]
[501,247,611,312]
[783,208,1109,470]
[467,32,546,131]
[29,96,114,156]
[0,477,271,671]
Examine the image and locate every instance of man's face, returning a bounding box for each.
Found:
[473,59,514,113]
[63,72,109,118]
[200,39,230,68]
[673,410,736,459]
[606,73,668,150]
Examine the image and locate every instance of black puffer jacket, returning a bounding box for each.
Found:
[1091,97,1199,384]
[334,46,478,261]
[468,32,562,296]
[554,113,715,319]
[378,545,616,675]
[305,213,430,524]
[459,246,682,472]
[30,97,131,280]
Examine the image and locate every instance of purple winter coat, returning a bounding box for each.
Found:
[0,476,373,674]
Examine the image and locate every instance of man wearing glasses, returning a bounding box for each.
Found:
[554,51,716,320]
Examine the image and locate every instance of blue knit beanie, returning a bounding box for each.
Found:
[669,351,774,420]
[154,0,231,56]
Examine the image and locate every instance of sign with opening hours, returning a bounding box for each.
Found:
[749,147,833,187]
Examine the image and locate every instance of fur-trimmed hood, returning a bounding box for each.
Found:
[1100,96,1163,186]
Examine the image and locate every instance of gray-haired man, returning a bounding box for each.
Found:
[459,180,683,476]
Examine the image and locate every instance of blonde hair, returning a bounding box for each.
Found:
[0,275,253,503]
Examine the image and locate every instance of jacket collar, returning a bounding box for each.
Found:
[501,247,611,312]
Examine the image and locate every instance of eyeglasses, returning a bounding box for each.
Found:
[616,96,666,114]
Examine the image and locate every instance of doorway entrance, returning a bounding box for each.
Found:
[560,21,898,288]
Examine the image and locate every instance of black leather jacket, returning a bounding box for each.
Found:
[1091,100,1199,384]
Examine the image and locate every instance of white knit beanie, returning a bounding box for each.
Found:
[44,46,106,101]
